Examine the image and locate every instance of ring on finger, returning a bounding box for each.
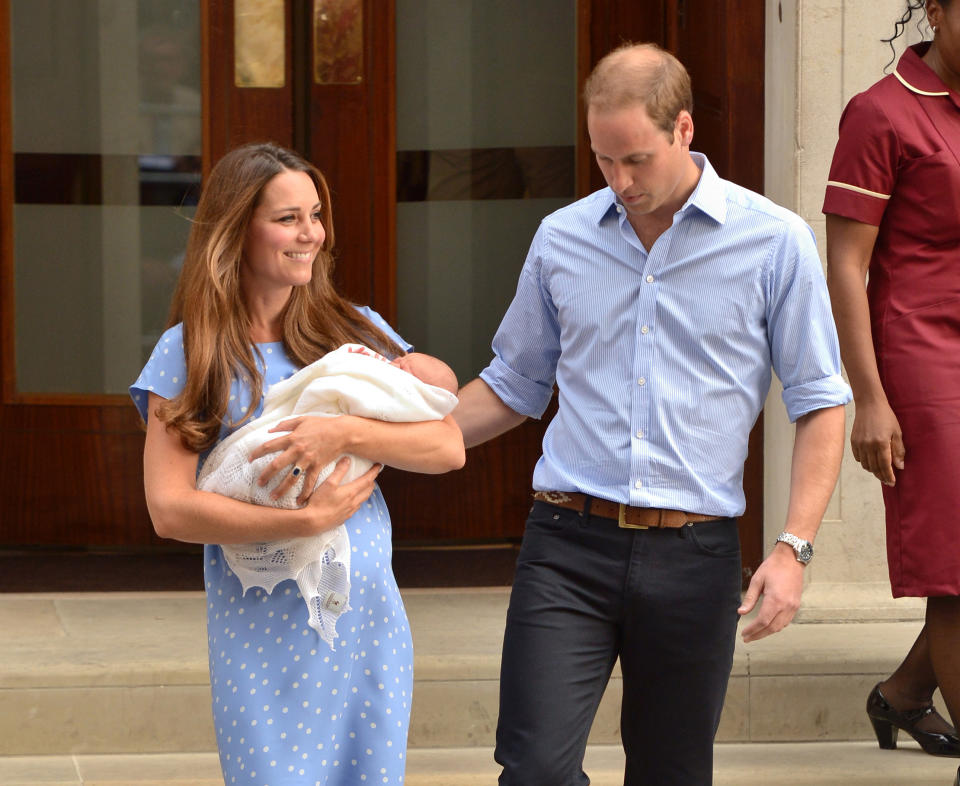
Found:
[292,466,304,477]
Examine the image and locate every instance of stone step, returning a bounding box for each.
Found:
[1,743,958,785]
[0,590,947,756]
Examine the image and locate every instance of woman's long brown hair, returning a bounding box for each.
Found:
[156,143,403,452]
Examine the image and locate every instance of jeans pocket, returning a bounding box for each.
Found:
[685,518,740,558]
[524,501,579,534]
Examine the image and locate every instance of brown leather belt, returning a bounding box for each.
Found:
[532,491,720,529]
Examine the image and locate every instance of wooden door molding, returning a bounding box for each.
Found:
[205,0,295,168]
[307,0,396,320]
[0,10,111,412]
[580,0,765,191]
[0,0,13,404]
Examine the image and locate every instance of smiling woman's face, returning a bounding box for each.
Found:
[241,169,325,297]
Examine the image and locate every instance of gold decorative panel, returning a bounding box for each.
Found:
[314,0,363,84]
[235,0,285,88]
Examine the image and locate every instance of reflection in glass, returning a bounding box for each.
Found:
[395,0,576,383]
[314,0,363,84]
[396,147,574,202]
[139,5,203,154]
[10,0,201,394]
[235,0,285,88]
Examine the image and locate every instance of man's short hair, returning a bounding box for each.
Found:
[582,43,693,137]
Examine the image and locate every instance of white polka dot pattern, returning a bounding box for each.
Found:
[205,489,411,785]
[129,309,415,785]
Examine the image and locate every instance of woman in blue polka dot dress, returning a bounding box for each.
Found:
[130,143,465,785]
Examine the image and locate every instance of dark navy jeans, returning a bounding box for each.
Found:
[494,500,742,786]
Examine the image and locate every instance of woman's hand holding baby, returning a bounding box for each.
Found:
[299,456,382,534]
[250,415,357,504]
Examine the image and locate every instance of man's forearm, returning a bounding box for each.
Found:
[453,378,527,448]
[781,405,846,545]
[738,404,846,642]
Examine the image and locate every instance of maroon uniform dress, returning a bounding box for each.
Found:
[823,43,960,597]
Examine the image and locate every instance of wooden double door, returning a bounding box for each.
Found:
[0,0,765,581]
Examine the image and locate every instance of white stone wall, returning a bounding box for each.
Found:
[763,0,927,620]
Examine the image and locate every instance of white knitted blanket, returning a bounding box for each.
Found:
[196,344,458,648]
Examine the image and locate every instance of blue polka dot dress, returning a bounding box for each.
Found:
[130,310,415,785]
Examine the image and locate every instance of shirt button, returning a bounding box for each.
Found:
[637,377,646,386]
[634,479,643,489]
[646,275,655,283]
[616,205,623,213]
[637,430,644,439]
[641,325,650,335]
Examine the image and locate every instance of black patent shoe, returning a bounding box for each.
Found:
[866,683,960,757]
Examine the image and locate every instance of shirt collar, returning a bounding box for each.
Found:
[682,153,727,224]
[594,151,727,226]
[895,43,958,105]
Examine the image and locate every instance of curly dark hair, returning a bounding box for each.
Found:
[881,0,947,70]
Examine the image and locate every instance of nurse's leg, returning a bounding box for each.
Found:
[927,595,960,730]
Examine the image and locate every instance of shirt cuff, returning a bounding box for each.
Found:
[822,185,887,226]
[479,357,554,419]
[781,374,852,422]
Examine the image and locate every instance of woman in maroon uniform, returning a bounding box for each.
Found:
[824,1,960,780]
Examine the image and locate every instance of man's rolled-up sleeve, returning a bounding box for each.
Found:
[767,219,852,422]
[478,226,560,419]
[781,374,851,421]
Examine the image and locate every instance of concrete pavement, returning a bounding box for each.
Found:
[0,589,955,784]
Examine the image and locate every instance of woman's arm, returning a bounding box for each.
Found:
[250,414,466,502]
[338,414,465,472]
[143,393,382,543]
[825,213,904,485]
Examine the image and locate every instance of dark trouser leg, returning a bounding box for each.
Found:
[620,518,742,786]
[494,504,741,786]
[495,503,624,786]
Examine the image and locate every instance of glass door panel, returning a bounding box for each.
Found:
[395,0,576,384]
[10,0,201,394]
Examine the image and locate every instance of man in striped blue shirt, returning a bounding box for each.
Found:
[453,43,851,785]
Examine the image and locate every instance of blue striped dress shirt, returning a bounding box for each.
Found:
[479,153,852,517]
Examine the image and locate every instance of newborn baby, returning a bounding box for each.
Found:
[197,344,459,646]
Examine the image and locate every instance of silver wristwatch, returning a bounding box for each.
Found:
[776,532,814,564]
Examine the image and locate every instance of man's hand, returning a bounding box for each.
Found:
[736,405,844,643]
[737,545,805,643]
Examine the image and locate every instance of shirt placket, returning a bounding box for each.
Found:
[618,210,662,507]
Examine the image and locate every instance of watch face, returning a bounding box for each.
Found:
[798,543,813,562]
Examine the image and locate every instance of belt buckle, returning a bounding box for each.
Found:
[618,503,648,530]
